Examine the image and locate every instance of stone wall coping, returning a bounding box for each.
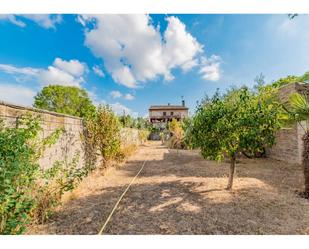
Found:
[0,100,83,120]
[278,81,308,91]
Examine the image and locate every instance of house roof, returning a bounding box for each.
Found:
[149,105,188,110]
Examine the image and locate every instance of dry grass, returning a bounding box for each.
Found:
[28,141,309,235]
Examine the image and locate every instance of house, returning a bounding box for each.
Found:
[149,100,189,127]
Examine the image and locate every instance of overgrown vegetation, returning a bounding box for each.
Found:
[118,115,150,130]
[0,114,87,234]
[138,129,150,145]
[190,86,282,189]
[85,105,123,165]
[1,80,150,234]
[182,118,194,149]
[167,119,184,150]
[271,71,309,88]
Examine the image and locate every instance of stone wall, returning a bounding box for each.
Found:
[267,123,306,164]
[0,101,141,169]
[267,83,308,164]
[0,101,85,170]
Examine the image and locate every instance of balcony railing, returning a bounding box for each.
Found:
[149,114,182,119]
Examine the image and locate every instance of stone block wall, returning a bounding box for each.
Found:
[0,101,141,169]
[0,101,85,170]
[267,83,308,164]
[267,123,306,164]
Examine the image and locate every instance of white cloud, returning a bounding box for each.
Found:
[92,65,105,77]
[199,55,222,81]
[163,16,203,72]
[88,90,138,117]
[110,90,122,98]
[110,91,135,100]
[0,15,26,27]
[0,83,36,106]
[181,59,199,72]
[0,58,87,87]
[110,102,138,117]
[80,14,203,88]
[0,14,62,29]
[124,93,134,100]
[53,58,86,77]
[38,66,84,86]
[0,64,39,76]
[112,66,137,88]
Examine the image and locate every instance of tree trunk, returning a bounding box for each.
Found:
[302,131,309,193]
[226,155,236,190]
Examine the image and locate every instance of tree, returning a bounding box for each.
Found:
[134,117,150,129]
[191,87,282,190]
[33,85,96,119]
[254,73,265,90]
[284,92,309,197]
[118,114,134,128]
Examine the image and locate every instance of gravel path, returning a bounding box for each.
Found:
[29,141,309,234]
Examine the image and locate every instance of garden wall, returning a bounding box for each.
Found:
[0,101,140,169]
[267,83,308,164]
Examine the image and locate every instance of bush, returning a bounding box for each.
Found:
[138,129,150,144]
[85,105,121,164]
[182,118,195,149]
[35,153,89,223]
[0,115,41,234]
[0,114,89,234]
[167,119,184,149]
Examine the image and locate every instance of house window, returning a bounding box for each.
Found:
[163,112,166,116]
[171,111,174,116]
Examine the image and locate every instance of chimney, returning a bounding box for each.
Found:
[182,100,185,107]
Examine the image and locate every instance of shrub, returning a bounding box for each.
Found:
[0,115,41,234]
[85,105,121,164]
[0,114,89,234]
[182,118,195,149]
[34,153,88,223]
[168,119,184,149]
[138,129,150,144]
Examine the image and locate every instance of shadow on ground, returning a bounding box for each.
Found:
[28,142,309,235]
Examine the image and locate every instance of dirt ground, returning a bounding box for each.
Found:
[28,141,309,235]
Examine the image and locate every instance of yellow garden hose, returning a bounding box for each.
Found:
[98,159,147,235]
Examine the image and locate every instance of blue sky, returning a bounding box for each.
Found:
[0,14,308,117]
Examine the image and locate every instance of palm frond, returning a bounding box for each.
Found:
[288,93,309,121]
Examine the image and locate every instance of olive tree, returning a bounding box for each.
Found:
[191,87,282,190]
